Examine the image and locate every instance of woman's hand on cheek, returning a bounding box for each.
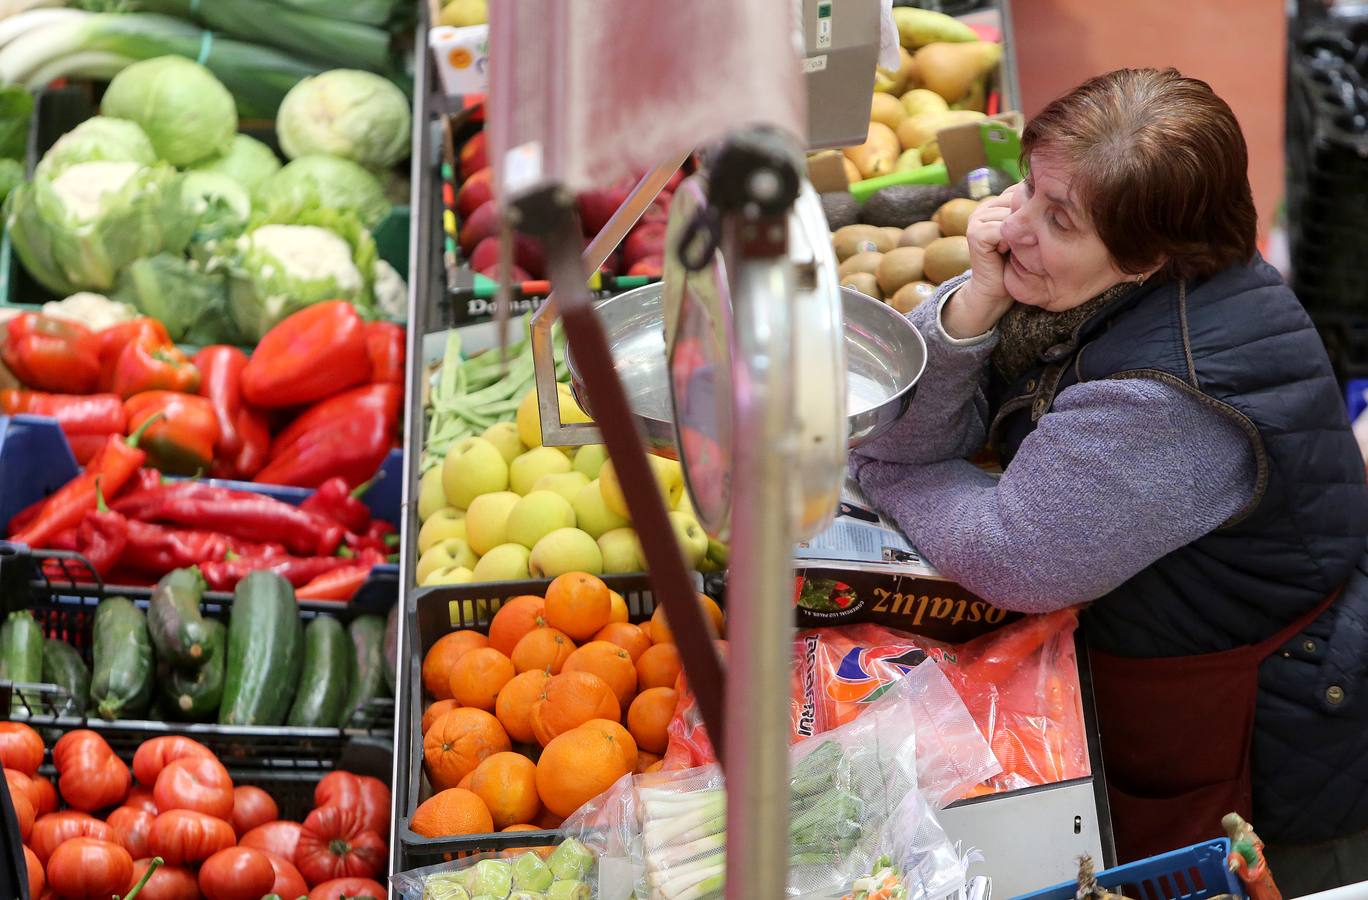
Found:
[943,185,1019,340]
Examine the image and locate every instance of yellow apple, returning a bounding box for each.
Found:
[598,454,684,519]
[506,490,577,549]
[472,543,531,581]
[572,480,629,539]
[668,511,709,567]
[416,538,478,584]
[598,527,643,574]
[516,383,592,450]
[509,446,572,495]
[417,507,466,554]
[423,565,475,587]
[531,471,590,505]
[465,491,521,556]
[442,436,509,509]
[572,444,609,480]
[418,465,448,521]
[529,527,603,577]
[481,421,524,465]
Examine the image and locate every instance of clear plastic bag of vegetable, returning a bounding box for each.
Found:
[389,840,598,900]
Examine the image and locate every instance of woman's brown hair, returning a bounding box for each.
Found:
[1021,68,1258,281]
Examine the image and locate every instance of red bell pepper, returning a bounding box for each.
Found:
[192,345,273,480]
[96,319,170,392]
[124,391,220,476]
[344,518,397,556]
[255,384,400,490]
[0,391,125,462]
[112,334,200,399]
[240,301,371,409]
[364,321,405,385]
[1,314,100,394]
[295,563,374,602]
[301,477,373,534]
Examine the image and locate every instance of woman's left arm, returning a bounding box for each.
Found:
[856,377,1257,612]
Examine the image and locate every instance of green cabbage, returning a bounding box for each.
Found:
[258,154,391,228]
[188,134,282,194]
[0,159,24,205]
[182,171,252,247]
[112,253,238,345]
[276,69,411,169]
[4,160,195,295]
[35,117,156,179]
[100,56,237,166]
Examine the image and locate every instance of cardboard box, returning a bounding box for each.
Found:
[938,111,1024,184]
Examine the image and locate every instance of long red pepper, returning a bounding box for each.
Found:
[118,522,289,575]
[301,476,373,533]
[9,415,160,549]
[117,485,345,556]
[0,390,125,435]
[199,548,383,592]
[295,563,374,602]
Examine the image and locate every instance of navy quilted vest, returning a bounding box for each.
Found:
[989,257,1368,843]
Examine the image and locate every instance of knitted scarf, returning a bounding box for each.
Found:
[990,282,1137,385]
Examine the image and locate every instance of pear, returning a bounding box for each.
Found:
[892,6,977,49]
[869,93,906,131]
[843,122,900,179]
[915,42,1003,104]
[899,88,949,119]
[896,110,983,156]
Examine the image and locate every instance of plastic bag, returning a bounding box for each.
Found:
[390,841,598,899]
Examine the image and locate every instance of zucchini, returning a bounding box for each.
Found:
[147,568,213,667]
[382,603,398,695]
[42,638,90,716]
[90,597,153,720]
[0,611,44,713]
[164,620,227,721]
[219,571,303,726]
[287,615,352,728]
[343,614,386,726]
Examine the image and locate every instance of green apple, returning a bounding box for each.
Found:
[675,487,697,517]
[465,491,521,556]
[443,437,509,509]
[418,507,467,554]
[707,538,730,568]
[418,465,449,521]
[668,511,708,567]
[506,490,577,549]
[472,543,532,581]
[423,565,475,587]
[517,383,593,449]
[509,446,572,495]
[598,527,643,574]
[532,471,590,505]
[529,527,603,578]
[599,454,684,518]
[482,421,525,464]
[572,480,629,539]
[416,537,478,584]
[572,444,609,480]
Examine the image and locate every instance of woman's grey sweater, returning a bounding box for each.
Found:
[849,275,1259,613]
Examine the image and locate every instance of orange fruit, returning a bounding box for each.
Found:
[422,699,459,734]
[503,824,538,832]
[422,631,490,700]
[529,671,620,746]
[488,596,547,656]
[650,594,724,644]
[495,669,553,744]
[579,718,638,773]
[535,809,564,829]
[535,724,635,818]
[457,771,474,790]
[544,573,611,641]
[636,643,682,691]
[639,621,654,642]
[627,687,678,755]
[468,752,541,829]
[563,641,638,709]
[593,622,651,662]
[410,788,494,838]
[449,647,516,711]
[608,590,629,623]
[645,761,663,774]
[423,707,511,791]
[635,751,662,774]
[510,627,577,675]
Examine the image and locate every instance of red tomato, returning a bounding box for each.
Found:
[31,774,58,816]
[127,859,200,900]
[263,850,309,899]
[6,768,40,809]
[308,877,388,900]
[230,784,279,836]
[125,785,158,814]
[52,730,130,812]
[29,812,117,865]
[132,737,214,787]
[147,809,236,866]
[45,837,132,900]
[240,819,303,863]
[153,756,234,819]
[22,845,43,899]
[107,806,156,859]
[295,805,386,885]
[199,847,276,900]
[0,722,44,775]
[314,772,390,837]
[11,789,34,841]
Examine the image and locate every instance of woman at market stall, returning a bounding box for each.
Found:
[851,67,1368,892]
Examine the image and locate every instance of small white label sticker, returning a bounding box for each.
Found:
[816,17,832,48]
[804,54,828,73]
[502,141,543,197]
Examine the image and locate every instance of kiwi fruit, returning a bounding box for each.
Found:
[890,281,937,313]
[900,221,941,248]
[924,236,971,284]
[876,246,926,295]
[841,272,882,300]
[879,226,905,247]
[832,224,886,261]
[838,251,884,279]
[933,198,979,237]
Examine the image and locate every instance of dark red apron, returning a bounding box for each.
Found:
[1092,592,1339,862]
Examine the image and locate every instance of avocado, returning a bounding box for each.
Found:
[820,191,860,230]
[860,184,964,228]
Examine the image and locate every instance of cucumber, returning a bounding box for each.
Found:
[219,571,303,726]
[382,603,398,695]
[287,615,352,728]
[164,620,227,721]
[90,597,153,720]
[0,611,44,713]
[42,638,90,716]
[147,568,213,667]
[343,614,386,727]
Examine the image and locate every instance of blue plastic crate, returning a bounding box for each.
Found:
[0,414,401,608]
[1012,839,1243,900]
[1347,379,1368,423]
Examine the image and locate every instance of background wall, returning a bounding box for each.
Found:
[1010,0,1287,237]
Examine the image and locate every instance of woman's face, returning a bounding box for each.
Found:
[999,152,1134,311]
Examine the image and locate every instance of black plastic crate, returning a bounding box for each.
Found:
[397,574,669,869]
